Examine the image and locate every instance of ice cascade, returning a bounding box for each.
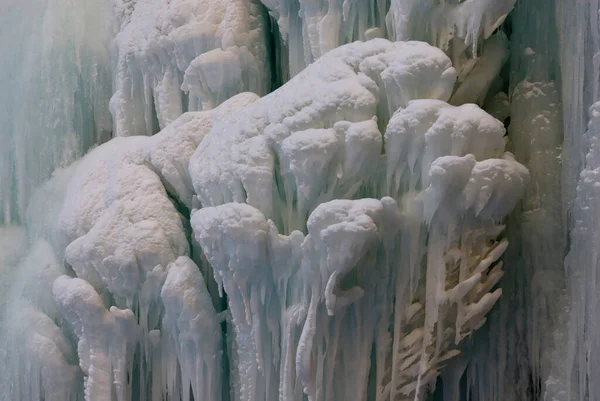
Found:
[9,1,600,401]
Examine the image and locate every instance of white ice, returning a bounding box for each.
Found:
[0,1,533,399]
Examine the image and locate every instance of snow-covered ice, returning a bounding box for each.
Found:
[6,0,588,400]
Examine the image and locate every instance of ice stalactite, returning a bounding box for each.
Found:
[190,157,527,401]
[110,0,271,137]
[192,203,282,401]
[259,0,515,80]
[53,276,138,401]
[160,256,223,401]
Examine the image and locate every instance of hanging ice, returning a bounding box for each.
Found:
[110,0,271,137]
[187,38,527,401]
[1,0,568,400]
[259,0,515,78]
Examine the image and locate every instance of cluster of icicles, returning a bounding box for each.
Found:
[0,1,529,401]
[0,37,528,401]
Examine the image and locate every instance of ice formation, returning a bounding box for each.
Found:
[110,0,270,137]
[4,1,600,401]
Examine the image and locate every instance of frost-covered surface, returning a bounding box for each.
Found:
[186,38,527,401]
[7,1,600,401]
[149,92,260,208]
[110,0,270,137]
[56,136,189,309]
[0,94,263,400]
[161,256,223,401]
[189,39,458,230]
[0,0,566,396]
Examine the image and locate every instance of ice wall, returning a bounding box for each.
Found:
[259,0,515,80]
[0,0,113,225]
[560,2,600,401]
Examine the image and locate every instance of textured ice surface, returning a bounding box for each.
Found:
[187,38,526,401]
[0,3,533,398]
[57,136,189,308]
[149,92,259,208]
[2,94,267,400]
[110,0,270,137]
[53,275,138,401]
[189,39,458,230]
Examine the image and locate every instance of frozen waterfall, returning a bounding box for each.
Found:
[0,1,598,401]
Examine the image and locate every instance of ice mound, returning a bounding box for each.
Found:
[110,0,270,136]
[190,39,458,231]
[149,92,259,208]
[38,95,259,400]
[385,99,507,197]
[56,136,188,310]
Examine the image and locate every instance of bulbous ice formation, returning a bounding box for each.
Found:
[186,38,528,401]
[189,39,458,231]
